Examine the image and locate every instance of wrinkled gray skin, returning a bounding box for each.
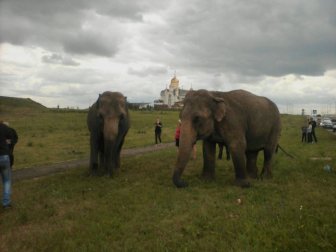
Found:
[87,91,130,176]
[173,89,281,188]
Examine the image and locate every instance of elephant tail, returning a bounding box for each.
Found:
[276,145,295,159]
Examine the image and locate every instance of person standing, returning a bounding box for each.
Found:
[311,118,318,143]
[307,121,313,143]
[0,121,17,209]
[3,122,18,167]
[154,118,162,145]
[301,126,307,142]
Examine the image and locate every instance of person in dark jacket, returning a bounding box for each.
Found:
[3,122,18,167]
[310,118,318,143]
[0,121,17,208]
[154,118,162,145]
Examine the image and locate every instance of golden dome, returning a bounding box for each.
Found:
[169,73,179,89]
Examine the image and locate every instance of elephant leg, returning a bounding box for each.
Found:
[98,150,105,175]
[116,137,125,170]
[230,142,250,187]
[260,147,275,179]
[225,145,231,161]
[246,151,258,179]
[89,134,99,176]
[112,150,121,176]
[202,140,216,180]
[218,144,223,160]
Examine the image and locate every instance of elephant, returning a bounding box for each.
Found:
[87,91,130,176]
[172,89,281,188]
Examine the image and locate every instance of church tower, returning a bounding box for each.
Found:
[169,72,179,90]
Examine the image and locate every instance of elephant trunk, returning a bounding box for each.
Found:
[173,121,197,188]
[104,118,119,176]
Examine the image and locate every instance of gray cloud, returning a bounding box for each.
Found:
[128,65,168,77]
[154,0,336,77]
[0,0,157,56]
[42,53,80,66]
[62,31,118,57]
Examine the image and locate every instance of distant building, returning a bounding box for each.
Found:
[128,102,151,110]
[154,73,190,109]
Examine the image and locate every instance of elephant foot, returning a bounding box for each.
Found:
[88,170,97,176]
[173,172,188,188]
[247,170,258,179]
[261,173,272,180]
[112,168,120,177]
[235,179,251,188]
[105,168,120,178]
[260,169,272,180]
[90,171,99,177]
[201,172,215,181]
[89,164,99,176]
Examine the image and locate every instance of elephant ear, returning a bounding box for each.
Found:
[213,97,226,122]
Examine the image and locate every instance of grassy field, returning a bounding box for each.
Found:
[0,98,336,251]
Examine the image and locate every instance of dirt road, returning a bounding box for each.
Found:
[13,142,175,182]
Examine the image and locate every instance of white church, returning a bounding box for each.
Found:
[154,73,191,108]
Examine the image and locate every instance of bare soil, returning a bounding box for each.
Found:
[12,142,175,181]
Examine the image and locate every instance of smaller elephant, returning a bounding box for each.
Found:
[87,91,130,176]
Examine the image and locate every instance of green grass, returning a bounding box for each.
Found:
[0,99,336,251]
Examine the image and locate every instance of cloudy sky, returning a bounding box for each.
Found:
[0,0,335,114]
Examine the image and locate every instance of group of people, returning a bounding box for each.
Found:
[0,121,18,209]
[154,118,197,159]
[301,118,317,143]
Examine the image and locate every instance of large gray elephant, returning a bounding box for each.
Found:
[87,91,130,176]
[173,89,281,188]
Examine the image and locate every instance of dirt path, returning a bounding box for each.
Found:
[13,142,175,182]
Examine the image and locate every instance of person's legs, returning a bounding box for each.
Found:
[312,131,317,142]
[308,133,312,143]
[158,132,162,143]
[0,155,11,207]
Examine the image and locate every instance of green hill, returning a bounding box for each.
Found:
[0,96,47,115]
